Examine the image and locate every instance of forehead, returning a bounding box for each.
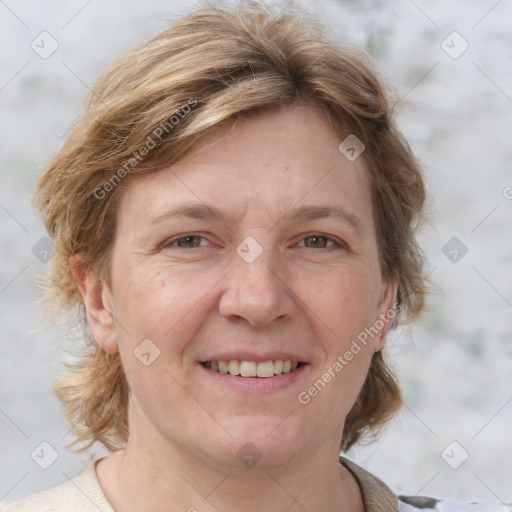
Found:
[119,104,374,230]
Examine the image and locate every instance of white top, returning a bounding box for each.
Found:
[1,457,508,511]
[398,500,511,511]
[1,460,114,512]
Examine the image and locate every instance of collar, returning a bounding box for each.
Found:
[340,455,398,512]
[84,456,398,512]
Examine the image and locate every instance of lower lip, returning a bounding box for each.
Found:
[197,363,310,393]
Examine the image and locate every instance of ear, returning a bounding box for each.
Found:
[373,277,399,352]
[70,254,119,354]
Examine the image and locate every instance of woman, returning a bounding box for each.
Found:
[1,3,450,511]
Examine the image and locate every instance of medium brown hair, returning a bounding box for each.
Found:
[34,2,427,452]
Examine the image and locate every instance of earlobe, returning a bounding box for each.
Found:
[373,278,399,352]
[69,254,119,354]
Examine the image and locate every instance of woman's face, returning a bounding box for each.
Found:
[89,104,396,469]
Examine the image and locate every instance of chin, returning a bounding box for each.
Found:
[197,415,307,470]
[230,413,306,468]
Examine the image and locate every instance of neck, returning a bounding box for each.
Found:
[96,400,364,512]
[98,438,364,512]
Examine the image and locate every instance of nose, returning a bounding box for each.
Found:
[218,250,296,327]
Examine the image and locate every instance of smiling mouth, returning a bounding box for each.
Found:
[201,360,305,378]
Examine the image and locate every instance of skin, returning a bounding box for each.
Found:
[72,103,397,512]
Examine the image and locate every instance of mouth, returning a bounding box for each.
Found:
[200,360,305,378]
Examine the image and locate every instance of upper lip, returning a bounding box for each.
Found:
[200,351,307,363]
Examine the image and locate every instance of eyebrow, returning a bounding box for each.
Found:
[147,203,366,233]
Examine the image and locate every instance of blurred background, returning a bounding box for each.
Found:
[1,0,511,504]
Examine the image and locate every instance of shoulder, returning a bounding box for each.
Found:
[0,460,114,512]
[339,456,510,512]
[1,477,76,512]
[340,455,398,511]
[398,495,512,511]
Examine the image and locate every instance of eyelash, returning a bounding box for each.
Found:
[163,233,346,251]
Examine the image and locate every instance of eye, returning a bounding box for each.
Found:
[297,234,343,249]
[165,234,208,249]
[162,233,344,251]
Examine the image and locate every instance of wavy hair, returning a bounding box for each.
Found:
[34,2,427,452]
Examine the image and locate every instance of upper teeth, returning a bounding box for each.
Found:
[205,360,299,377]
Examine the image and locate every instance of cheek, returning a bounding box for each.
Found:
[299,264,379,396]
[306,264,380,338]
[111,261,217,353]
